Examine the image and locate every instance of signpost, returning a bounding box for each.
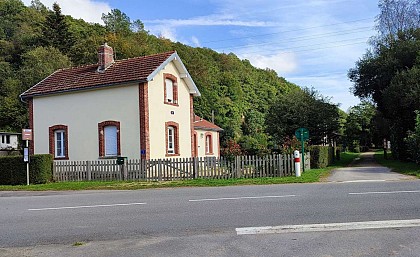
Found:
[295,127,309,172]
[22,129,32,185]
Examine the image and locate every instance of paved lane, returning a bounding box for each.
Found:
[327,152,414,182]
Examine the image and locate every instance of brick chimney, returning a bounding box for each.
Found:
[97,43,114,72]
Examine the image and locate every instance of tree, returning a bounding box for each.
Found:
[405,110,420,164]
[344,101,377,152]
[348,0,419,160]
[101,9,132,35]
[42,3,74,53]
[19,46,72,88]
[376,0,419,39]
[266,88,340,149]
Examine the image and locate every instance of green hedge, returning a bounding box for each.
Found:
[0,154,53,185]
[310,146,335,169]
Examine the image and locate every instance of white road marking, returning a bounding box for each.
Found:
[349,190,420,195]
[28,202,147,211]
[338,180,387,183]
[236,219,420,235]
[189,195,296,202]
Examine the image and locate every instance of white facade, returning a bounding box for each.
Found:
[0,133,19,150]
[194,129,220,158]
[148,61,193,158]
[33,83,141,160]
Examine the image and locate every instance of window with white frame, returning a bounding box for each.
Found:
[104,125,118,156]
[55,130,65,158]
[167,126,175,154]
[165,78,174,103]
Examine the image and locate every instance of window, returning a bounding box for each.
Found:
[165,121,179,156]
[1,135,4,143]
[165,79,173,103]
[104,126,117,156]
[167,126,175,154]
[6,135,10,144]
[49,125,69,159]
[55,130,65,158]
[98,121,121,157]
[205,133,213,155]
[164,74,178,105]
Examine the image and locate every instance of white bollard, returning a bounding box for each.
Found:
[294,150,301,177]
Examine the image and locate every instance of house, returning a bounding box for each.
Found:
[193,115,222,157]
[0,132,20,151]
[20,44,222,160]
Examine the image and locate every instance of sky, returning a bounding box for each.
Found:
[22,0,380,111]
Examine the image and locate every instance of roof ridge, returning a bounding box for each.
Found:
[116,50,176,61]
[60,51,177,71]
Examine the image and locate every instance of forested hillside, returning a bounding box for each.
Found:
[0,0,340,154]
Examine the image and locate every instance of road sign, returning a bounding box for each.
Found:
[294,128,309,172]
[295,127,309,141]
[22,129,32,141]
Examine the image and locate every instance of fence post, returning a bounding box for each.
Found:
[158,159,162,181]
[192,157,198,179]
[87,161,91,181]
[123,161,128,181]
[235,156,241,178]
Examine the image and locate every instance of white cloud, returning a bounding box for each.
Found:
[21,0,111,24]
[158,27,178,42]
[144,15,279,28]
[286,74,361,111]
[239,52,298,75]
[191,36,200,47]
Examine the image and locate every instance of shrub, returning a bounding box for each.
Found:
[0,154,53,185]
[310,146,334,169]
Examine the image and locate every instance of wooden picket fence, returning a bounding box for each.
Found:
[53,153,310,182]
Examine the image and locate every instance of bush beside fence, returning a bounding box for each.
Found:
[310,146,335,169]
[0,154,53,185]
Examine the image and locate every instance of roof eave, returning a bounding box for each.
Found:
[194,126,223,132]
[20,79,146,99]
[147,52,201,97]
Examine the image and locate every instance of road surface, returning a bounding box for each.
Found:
[0,153,419,256]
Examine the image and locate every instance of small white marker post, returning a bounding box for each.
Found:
[294,150,301,177]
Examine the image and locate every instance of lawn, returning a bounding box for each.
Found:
[0,152,360,191]
[375,151,420,178]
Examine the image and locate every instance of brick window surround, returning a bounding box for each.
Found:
[98,121,121,157]
[49,125,69,160]
[205,132,214,155]
[163,73,178,106]
[165,121,180,157]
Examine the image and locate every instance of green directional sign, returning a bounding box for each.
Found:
[295,127,309,141]
[294,128,309,172]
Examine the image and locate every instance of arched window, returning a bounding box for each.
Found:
[49,125,69,159]
[98,121,121,157]
[205,132,213,155]
[165,121,179,156]
[164,74,178,105]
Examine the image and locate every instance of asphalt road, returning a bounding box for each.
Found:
[1,179,420,256]
[1,153,419,256]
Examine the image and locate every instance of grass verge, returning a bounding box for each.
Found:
[0,152,360,191]
[375,151,420,178]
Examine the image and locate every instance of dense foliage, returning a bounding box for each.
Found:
[348,0,419,160]
[344,101,378,152]
[0,154,53,185]
[0,0,341,153]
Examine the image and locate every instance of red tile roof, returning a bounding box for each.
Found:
[21,51,176,98]
[193,115,223,132]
